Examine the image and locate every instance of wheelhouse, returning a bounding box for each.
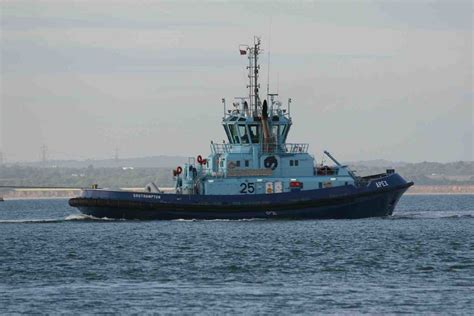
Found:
[222,98,292,146]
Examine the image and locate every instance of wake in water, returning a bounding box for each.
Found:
[0,215,267,224]
[64,214,118,221]
[389,210,474,220]
[172,218,265,222]
[0,214,120,224]
[2,213,472,223]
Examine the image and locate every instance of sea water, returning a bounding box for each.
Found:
[0,195,473,314]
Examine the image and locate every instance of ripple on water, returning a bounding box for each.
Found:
[0,195,473,314]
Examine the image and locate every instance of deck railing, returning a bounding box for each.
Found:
[262,143,309,154]
[211,142,309,154]
[210,143,234,154]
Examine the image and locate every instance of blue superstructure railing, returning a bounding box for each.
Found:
[210,143,236,154]
[211,143,309,154]
[262,143,309,154]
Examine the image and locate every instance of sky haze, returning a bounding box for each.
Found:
[1,0,472,163]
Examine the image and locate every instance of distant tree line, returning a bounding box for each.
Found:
[0,165,175,188]
[349,161,474,185]
[0,161,473,188]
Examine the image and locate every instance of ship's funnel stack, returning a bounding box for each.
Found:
[262,99,271,143]
[261,99,277,152]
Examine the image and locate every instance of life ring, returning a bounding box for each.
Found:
[264,156,278,170]
[176,166,183,175]
[197,155,203,164]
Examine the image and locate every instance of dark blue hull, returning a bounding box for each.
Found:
[69,173,413,220]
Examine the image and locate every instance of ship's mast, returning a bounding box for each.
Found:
[246,37,261,115]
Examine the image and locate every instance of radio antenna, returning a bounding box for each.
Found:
[266,16,272,99]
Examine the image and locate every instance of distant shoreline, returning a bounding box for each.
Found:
[2,197,71,200]
[405,192,474,195]
[406,185,474,195]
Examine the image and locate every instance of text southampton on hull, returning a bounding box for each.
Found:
[69,37,413,220]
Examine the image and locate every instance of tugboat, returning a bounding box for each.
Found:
[69,37,413,220]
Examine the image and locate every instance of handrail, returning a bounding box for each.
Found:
[211,142,309,154]
[211,143,234,154]
[262,143,309,154]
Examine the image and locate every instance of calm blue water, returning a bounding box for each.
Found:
[0,195,473,314]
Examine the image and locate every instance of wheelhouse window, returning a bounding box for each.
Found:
[248,124,260,144]
[272,125,279,143]
[223,125,232,143]
[228,124,240,144]
[238,124,250,144]
[280,125,289,142]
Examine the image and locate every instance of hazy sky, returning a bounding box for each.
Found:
[1,0,472,163]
